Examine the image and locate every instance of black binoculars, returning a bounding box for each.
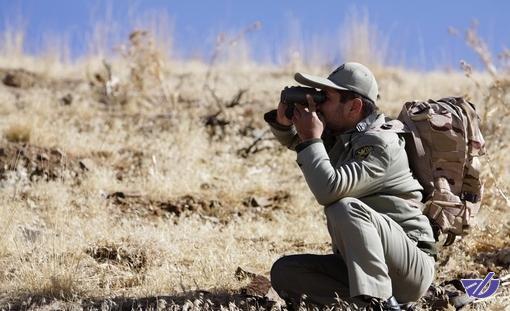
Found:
[280,86,326,119]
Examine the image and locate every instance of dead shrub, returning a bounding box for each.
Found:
[84,238,162,291]
[86,240,148,273]
[116,30,172,108]
[4,123,31,143]
[0,142,85,183]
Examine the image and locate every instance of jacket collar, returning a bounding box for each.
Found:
[334,112,384,139]
[354,112,381,133]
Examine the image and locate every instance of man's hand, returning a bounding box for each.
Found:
[276,101,293,126]
[292,95,324,141]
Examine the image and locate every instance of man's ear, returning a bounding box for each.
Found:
[350,98,363,115]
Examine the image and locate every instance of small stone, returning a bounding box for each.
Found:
[79,158,96,171]
[496,248,510,267]
[37,153,49,161]
[61,94,73,105]
[2,69,37,88]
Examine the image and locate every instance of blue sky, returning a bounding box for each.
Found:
[1,0,509,70]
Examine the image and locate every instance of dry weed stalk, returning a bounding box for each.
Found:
[87,60,124,106]
[465,21,497,77]
[339,8,388,69]
[499,48,510,71]
[116,30,173,108]
[0,25,25,64]
[459,23,510,207]
[203,21,261,89]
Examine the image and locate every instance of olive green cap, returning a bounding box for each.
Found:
[294,62,378,102]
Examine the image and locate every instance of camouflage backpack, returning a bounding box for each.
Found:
[397,97,485,245]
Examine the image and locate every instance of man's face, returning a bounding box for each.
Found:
[316,87,354,133]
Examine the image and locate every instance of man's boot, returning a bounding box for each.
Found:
[366,296,401,311]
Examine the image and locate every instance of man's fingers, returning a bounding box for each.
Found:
[291,108,301,123]
[293,104,302,118]
[317,112,326,125]
[292,114,298,124]
[306,94,316,112]
[295,103,308,113]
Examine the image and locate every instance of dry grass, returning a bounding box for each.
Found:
[339,8,389,70]
[0,22,509,311]
[3,122,31,143]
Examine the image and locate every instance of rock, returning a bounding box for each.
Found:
[496,248,510,267]
[2,69,37,88]
[235,267,271,297]
[244,196,272,207]
[85,240,148,272]
[78,158,96,171]
[61,94,73,105]
[0,142,85,182]
[243,191,291,208]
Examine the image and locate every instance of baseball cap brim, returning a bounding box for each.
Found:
[294,72,349,91]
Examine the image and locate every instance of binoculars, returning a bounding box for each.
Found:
[280,86,326,119]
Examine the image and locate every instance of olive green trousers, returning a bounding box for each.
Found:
[270,197,435,306]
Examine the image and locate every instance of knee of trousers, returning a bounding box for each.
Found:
[270,255,299,292]
[324,197,371,225]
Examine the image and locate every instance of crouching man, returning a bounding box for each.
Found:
[264,63,436,310]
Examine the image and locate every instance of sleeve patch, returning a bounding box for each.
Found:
[355,146,373,160]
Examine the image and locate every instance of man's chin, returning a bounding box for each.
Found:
[324,125,338,134]
[325,124,346,135]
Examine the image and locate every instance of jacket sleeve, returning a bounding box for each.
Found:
[295,137,391,206]
[264,109,300,150]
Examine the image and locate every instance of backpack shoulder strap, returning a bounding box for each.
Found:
[399,104,426,157]
[367,110,426,158]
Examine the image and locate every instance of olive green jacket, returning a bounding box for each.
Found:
[264,110,435,243]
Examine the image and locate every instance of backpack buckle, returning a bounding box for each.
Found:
[460,192,478,203]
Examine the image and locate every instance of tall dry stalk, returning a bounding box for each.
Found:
[339,7,388,68]
[88,30,173,109]
[203,21,261,89]
[459,22,510,207]
[0,18,26,67]
[118,30,167,94]
[0,29,25,60]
